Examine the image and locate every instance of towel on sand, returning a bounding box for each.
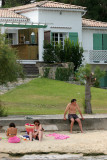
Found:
[46,133,70,140]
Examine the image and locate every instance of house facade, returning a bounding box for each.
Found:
[0,1,107,86]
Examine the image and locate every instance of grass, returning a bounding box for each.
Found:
[0,77,107,115]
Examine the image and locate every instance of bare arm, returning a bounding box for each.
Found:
[6,128,9,137]
[76,104,84,120]
[64,104,70,120]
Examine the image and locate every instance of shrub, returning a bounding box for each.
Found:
[43,38,83,71]
[43,67,50,78]
[43,42,55,63]
[55,67,72,81]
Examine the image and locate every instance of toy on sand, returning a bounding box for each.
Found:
[25,123,34,133]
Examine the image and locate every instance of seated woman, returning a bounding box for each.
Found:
[6,123,20,143]
[29,120,43,141]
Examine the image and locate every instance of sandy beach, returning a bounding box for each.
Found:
[0,130,107,155]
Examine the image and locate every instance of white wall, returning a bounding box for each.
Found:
[39,9,82,43]
[21,10,39,23]
[82,28,107,51]
[82,28,107,64]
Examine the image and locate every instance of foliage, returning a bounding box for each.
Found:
[43,67,50,78]
[64,38,72,62]
[3,0,31,7]
[0,33,24,85]
[94,66,105,88]
[76,64,105,87]
[54,42,65,62]
[0,101,7,117]
[43,42,55,63]
[43,38,83,71]
[70,0,107,22]
[55,67,72,81]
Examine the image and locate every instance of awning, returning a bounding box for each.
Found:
[0,22,47,28]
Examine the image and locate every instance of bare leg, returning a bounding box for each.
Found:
[38,131,43,141]
[29,131,33,141]
[70,118,75,133]
[76,118,83,133]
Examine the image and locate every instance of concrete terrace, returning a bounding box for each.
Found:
[0,114,107,132]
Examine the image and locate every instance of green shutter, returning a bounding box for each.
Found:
[93,34,102,50]
[51,32,53,43]
[69,32,78,44]
[100,72,107,87]
[102,34,107,50]
[100,77,105,87]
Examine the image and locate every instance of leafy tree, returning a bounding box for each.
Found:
[0,33,24,116]
[0,33,24,85]
[2,0,31,7]
[76,64,105,114]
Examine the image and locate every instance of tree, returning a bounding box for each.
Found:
[2,0,31,7]
[0,33,24,85]
[0,33,24,116]
[76,64,105,114]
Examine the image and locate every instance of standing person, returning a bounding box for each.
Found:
[29,120,43,141]
[6,123,20,143]
[64,99,84,133]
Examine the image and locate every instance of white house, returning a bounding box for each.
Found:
[0,1,107,86]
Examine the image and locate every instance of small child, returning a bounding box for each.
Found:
[6,123,20,143]
[29,120,44,141]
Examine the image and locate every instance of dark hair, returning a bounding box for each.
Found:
[9,123,16,128]
[71,99,76,103]
[34,120,40,126]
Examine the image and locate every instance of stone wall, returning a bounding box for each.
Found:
[36,62,74,80]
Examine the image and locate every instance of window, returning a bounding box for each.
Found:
[52,33,66,47]
[93,33,107,50]
[6,33,13,44]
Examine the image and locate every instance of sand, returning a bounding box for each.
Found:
[0,131,107,155]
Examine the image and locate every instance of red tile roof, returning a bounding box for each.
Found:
[82,18,107,28]
[0,9,28,20]
[9,1,86,11]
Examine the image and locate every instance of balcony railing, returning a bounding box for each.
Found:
[89,50,107,63]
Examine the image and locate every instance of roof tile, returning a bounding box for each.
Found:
[9,1,86,11]
[0,9,28,20]
[82,18,107,28]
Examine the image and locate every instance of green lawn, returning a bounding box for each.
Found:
[0,78,107,115]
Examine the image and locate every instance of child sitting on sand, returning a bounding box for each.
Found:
[29,120,43,141]
[6,123,20,143]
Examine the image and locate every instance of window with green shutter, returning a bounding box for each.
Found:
[93,34,102,50]
[93,33,107,50]
[69,32,78,44]
[102,34,107,50]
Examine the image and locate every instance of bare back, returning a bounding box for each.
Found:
[7,127,17,138]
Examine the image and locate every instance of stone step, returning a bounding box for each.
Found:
[22,64,39,75]
[0,115,107,132]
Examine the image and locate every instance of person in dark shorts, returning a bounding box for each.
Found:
[64,99,84,133]
[68,114,79,121]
